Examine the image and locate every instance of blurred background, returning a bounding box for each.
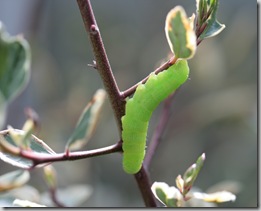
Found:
[0,0,257,207]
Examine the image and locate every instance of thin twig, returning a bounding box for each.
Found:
[30,142,121,166]
[50,187,66,207]
[121,56,178,98]
[144,91,178,167]
[0,139,122,168]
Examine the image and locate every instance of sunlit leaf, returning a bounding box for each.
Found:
[151,182,181,207]
[0,21,31,102]
[175,175,184,193]
[13,199,46,207]
[183,164,196,184]
[165,6,197,59]
[180,187,216,207]
[7,116,37,150]
[196,0,207,26]
[20,119,35,149]
[0,129,56,169]
[0,170,30,192]
[43,165,57,189]
[151,182,168,206]
[193,191,236,203]
[196,0,225,40]
[66,89,106,151]
[7,108,40,150]
[183,153,205,195]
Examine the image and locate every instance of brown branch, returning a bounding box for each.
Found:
[121,56,178,98]
[26,142,122,166]
[76,0,125,132]
[134,166,158,207]
[0,136,122,168]
[49,187,66,207]
[76,0,158,207]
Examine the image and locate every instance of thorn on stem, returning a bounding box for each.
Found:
[88,60,97,69]
[90,24,99,35]
[64,148,70,158]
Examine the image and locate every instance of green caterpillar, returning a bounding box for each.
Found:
[121,59,190,174]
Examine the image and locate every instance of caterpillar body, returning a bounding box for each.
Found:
[121,59,190,174]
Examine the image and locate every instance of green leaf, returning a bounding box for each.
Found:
[0,21,31,102]
[43,165,57,189]
[7,112,38,150]
[200,18,225,39]
[155,186,168,206]
[0,129,56,169]
[183,165,196,183]
[197,0,207,25]
[196,0,225,40]
[151,182,181,207]
[183,153,205,195]
[165,6,197,59]
[65,89,106,151]
[0,170,30,192]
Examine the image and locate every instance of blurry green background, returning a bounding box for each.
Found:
[0,0,257,207]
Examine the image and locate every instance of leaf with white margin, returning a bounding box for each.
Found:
[165,6,197,59]
[193,191,236,203]
[0,170,30,192]
[0,129,56,169]
[66,89,106,151]
[151,182,182,207]
[0,21,31,102]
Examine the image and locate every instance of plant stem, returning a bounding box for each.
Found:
[0,130,122,167]
[74,1,158,207]
[135,166,158,207]
[50,187,66,207]
[21,142,122,166]
[144,91,177,167]
[121,56,178,98]
[76,0,125,132]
